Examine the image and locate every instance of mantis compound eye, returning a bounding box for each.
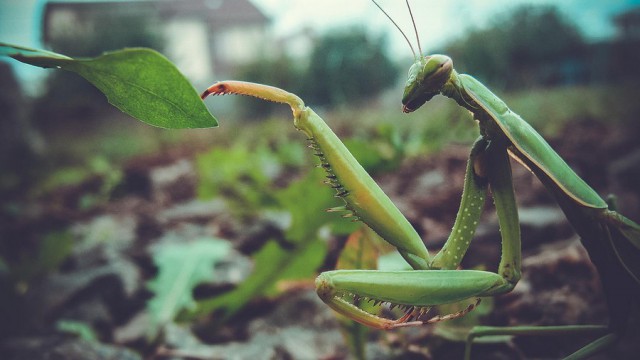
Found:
[402,55,453,113]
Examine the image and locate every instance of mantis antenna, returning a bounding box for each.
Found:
[405,0,423,56]
[371,0,417,60]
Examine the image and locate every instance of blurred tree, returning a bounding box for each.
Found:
[607,8,640,83]
[233,54,305,119]
[302,29,397,106]
[608,37,640,83]
[233,28,398,118]
[445,5,586,90]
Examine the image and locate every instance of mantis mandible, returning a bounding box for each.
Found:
[200,1,640,358]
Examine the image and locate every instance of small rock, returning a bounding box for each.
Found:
[518,206,565,229]
[1,337,141,360]
[159,290,347,360]
[71,214,137,266]
[149,159,196,204]
[156,199,226,224]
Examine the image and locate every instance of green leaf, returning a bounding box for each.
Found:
[193,239,326,322]
[263,239,327,296]
[0,43,217,129]
[147,238,230,336]
[56,319,98,342]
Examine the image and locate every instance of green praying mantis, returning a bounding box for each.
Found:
[199,2,640,358]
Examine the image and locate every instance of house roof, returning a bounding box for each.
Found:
[158,0,269,26]
[43,0,269,27]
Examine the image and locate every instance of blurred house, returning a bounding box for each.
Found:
[42,0,271,84]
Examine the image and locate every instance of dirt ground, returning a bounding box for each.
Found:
[2,117,640,359]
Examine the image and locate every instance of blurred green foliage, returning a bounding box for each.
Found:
[192,170,359,322]
[7,230,73,285]
[196,144,280,218]
[34,155,123,207]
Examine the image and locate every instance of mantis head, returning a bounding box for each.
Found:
[402,54,453,113]
[369,0,451,112]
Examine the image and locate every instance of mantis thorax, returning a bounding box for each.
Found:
[441,71,509,144]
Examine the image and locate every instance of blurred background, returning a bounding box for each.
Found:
[1,0,640,359]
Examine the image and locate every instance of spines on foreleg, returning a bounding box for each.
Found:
[307,137,361,221]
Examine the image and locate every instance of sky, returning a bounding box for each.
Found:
[253,0,640,54]
[1,0,640,93]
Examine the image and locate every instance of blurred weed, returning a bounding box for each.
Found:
[196,144,280,219]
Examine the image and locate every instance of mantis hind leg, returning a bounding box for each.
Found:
[464,325,615,360]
